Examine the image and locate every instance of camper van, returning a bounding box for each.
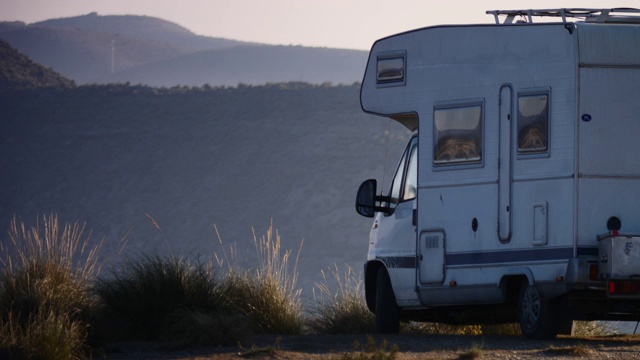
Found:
[355,8,640,339]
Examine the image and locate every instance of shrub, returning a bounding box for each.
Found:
[217,223,304,334]
[162,308,251,346]
[309,264,374,334]
[94,254,225,342]
[20,309,88,360]
[480,323,521,336]
[0,215,99,359]
[401,322,482,335]
[338,336,398,360]
[573,321,618,336]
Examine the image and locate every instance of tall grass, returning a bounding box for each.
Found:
[94,254,225,342]
[217,223,305,334]
[4,214,617,358]
[0,215,100,359]
[94,221,304,344]
[309,264,374,334]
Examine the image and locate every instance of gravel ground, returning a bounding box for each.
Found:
[98,333,640,359]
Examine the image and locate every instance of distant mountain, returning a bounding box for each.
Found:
[1,25,194,81]
[0,39,74,91]
[0,13,367,86]
[33,12,253,51]
[95,45,368,87]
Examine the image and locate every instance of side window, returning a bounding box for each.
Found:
[376,51,406,87]
[388,151,407,210]
[433,104,483,165]
[517,93,549,154]
[403,142,418,201]
[387,137,417,210]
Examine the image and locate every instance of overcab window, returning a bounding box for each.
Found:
[376,51,406,87]
[517,93,549,154]
[433,104,483,165]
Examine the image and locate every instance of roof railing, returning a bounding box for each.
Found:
[486,8,640,24]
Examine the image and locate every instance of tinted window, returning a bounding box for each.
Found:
[377,55,405,84]
[434,105,483,165]
[517,94,549,154]
[388,150,407,210]
[387,137,417,210]
[403,142,418,200]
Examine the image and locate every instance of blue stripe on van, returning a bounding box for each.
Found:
[377,247,598,268]
[446,246,598,266]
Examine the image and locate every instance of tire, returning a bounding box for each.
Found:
[375,268,400,333]
[517,283,561,339]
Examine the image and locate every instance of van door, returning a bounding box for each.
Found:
[498,85,513,242]
[374,137,418,299]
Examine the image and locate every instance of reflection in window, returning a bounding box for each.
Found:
[377,56,405,83]
[388,149,407,210]
[518,94,548,153]
[403,142,418,200]
[434,105,483,165]
[387,137,417,211]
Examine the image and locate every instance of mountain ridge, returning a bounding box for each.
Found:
[0,13,367,86]
[0,38,74,91]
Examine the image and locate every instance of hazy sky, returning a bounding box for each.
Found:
[1,0,638,50]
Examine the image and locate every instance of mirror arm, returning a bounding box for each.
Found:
[373,195,392,215]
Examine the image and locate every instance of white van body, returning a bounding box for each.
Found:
[356,9,640,338]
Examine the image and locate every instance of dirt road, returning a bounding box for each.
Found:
[103,333,640,359]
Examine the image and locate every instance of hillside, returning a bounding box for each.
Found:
[0,39,73,91]
[0,13,368,86]
[94,45,368,87]
[0,83,410,294]
[33,12,252,51]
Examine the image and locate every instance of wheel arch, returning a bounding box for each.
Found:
[499,271,533,304]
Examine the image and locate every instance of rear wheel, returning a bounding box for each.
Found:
[518,283,566,339]
[375,268,400,333]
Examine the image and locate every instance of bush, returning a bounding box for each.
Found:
[309,264,374,334]
[162,308,251,346]
[0,215,99,359]
[217,223,304,334]
[94,254,225,342]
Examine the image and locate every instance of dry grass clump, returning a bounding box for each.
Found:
[545,344,592,356]
[217,223,304,335]
[162,308,251,346]
[309,264,374,334]
[94,221,305,346]
[338,336,398,360]
[0,215,100,360]
[94,254,228,343]
[402,322,483,335]
[573,321,618,336]
[480,323,521,336]
[458,345,484,360]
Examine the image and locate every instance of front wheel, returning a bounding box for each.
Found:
[518,283,566,339]
[375,268,400,333]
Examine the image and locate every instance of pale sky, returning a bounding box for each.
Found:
[1,0,638,50]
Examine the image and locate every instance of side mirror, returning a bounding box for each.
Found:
[356,179,390,217]
[356,179,377,217]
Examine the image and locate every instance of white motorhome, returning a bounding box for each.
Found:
[355,8,640,339]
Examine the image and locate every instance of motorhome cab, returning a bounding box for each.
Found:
[355,8,640,339]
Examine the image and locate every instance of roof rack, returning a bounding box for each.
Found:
[486,8,640,24]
